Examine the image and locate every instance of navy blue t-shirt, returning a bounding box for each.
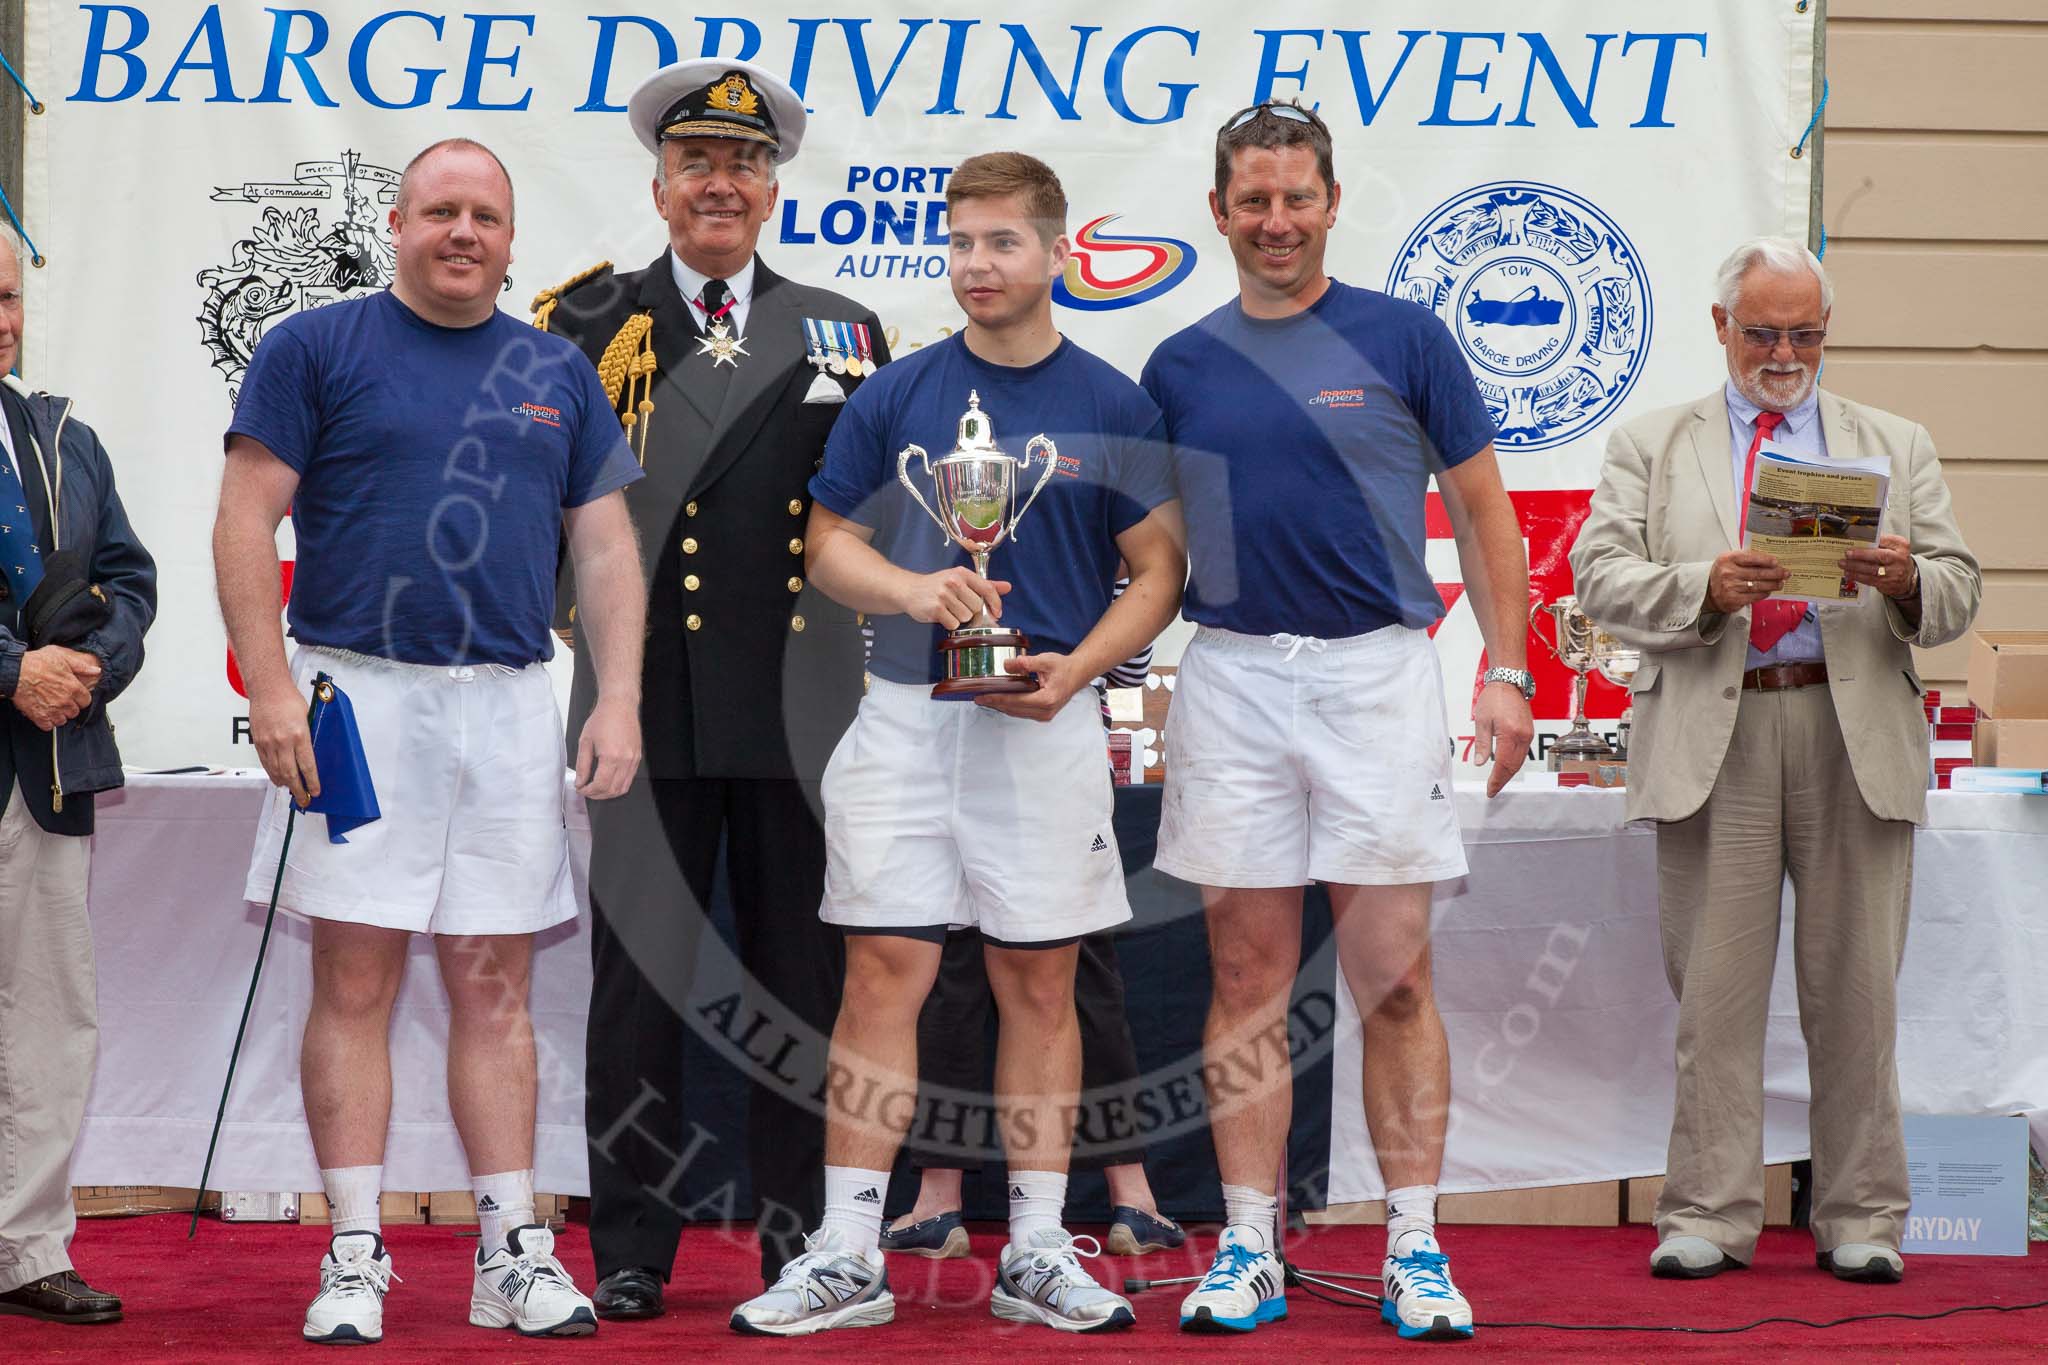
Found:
[228,290,642,666]
[1141,281,1495,638]
[810,332,1174,685]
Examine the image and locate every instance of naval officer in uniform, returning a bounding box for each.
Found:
[534,57,889,1317]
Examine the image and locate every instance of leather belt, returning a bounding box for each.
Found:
[1742,662,1829,691]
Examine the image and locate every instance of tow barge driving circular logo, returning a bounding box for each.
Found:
[1388,182,1650,451]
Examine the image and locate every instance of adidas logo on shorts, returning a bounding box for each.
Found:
[1090,833,1109,852]
[1429,783,1445,801]
[854,1187,882,1204]
[477,1195,500,1212]
[1009,1185,1027,1199]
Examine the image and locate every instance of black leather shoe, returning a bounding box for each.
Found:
[0,1270,123,1324]
[593,1266,665,1320]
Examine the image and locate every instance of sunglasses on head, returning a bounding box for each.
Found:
[1226,103,1316,132]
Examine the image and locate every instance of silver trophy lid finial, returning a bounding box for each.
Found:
[956,391,998,452]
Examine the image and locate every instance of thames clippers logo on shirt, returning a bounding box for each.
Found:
[513,401,563,428]
[196,150,401,403]
[1310,387,1367,410]
[1387,182,1651,452]
[1052,214,1197,312]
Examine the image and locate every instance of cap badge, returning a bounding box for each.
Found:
[706,74,760,116]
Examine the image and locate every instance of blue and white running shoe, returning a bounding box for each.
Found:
[1380,1232,1474,1340]
[1179,1225,1286,1333]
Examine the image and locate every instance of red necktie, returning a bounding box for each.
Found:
[1742,410,1805,651]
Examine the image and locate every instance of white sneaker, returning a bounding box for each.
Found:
[992,1229,1136,1333]
[303,1231,398,1345]
[1179,1224,1286,1333]
[730,1227,894,1336]
[469,1224,597,1336]
[1381,1232,1475,1340]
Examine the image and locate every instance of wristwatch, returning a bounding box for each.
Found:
[1481,666,1537,700]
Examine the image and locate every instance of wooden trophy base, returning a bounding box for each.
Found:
[932,627,1038,699]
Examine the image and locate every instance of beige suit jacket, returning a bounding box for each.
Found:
[1570,387,1980,824]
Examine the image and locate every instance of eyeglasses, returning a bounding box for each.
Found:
[1226,103,1315,132]
[1729,316,1827,349]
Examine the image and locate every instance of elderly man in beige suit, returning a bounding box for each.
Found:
[1572,237,1979,1286]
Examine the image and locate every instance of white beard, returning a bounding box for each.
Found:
[1736,361,1815,411]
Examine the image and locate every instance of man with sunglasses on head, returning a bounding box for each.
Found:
[1572,237,1978,1287]
[1141,101,1534,1341]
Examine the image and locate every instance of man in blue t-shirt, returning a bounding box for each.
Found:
[1140,103,1535,1341]
[731,153,1183,1338]
[213,139,645,1345]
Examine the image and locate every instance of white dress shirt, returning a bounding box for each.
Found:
[669,252,757,339]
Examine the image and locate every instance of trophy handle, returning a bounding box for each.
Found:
[1528,599,1558,662]
[1011,435,1061,542]
[895,444,950,544]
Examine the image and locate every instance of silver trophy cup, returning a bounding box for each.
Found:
[1530,594,1617,767]
[897,391,1058,698]
[1591,630,1640,761]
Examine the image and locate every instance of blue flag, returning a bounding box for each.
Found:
[300,672,379,843]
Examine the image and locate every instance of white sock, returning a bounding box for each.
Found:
[1386,1183,1439,1257]
[1221,1182,1277,1251]
[322,1165,383,1239]
[820,1166,889,1265]
[471,1168,535,1258]
[1006,1169,1068,1250]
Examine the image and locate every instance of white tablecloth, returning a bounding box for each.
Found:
[70,775,2048,1199]
[1328,787,2048,1202]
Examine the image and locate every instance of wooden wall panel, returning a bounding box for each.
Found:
[1828,30,2048,131]
[1832,1,2048,22]
[1822,353,2048,460]
[1823,246,2048,349]
[1825,137,2048,241]
[1914,578,2048,684]
[1823,4,2048,685]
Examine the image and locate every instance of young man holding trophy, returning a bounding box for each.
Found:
[729,152,1184,1337]
[1140,102,1535,1339]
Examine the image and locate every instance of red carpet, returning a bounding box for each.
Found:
[7,1217,2044,1361]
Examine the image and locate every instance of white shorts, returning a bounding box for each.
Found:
[1157,625,1467,889]
[242,647,577,937]
[819,678,1131,944]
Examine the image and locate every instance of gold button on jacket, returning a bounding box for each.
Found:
[788,537,804,554]
[682,537,699,554]
[684,574,701,591]
[685,613,703,631]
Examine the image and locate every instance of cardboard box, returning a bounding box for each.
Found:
[74,1186,216,1218]
[299,1191,427,1225]
[426,1191,566,1227]
[1973,717,2048,770]
[1966,632,2048,718]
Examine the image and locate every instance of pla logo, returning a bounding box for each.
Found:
[196,150,401,402]
[1388,182,1651,451]
[1052,214,1196,312]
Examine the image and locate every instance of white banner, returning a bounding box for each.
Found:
[23,2,1816,767]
